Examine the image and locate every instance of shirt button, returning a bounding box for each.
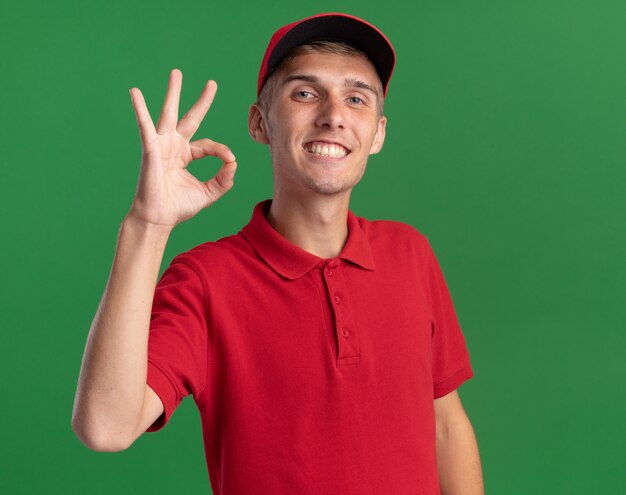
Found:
[342,328,350,338]
[334,295,341,304]
[326,268,334,277]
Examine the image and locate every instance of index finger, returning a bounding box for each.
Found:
[176,80,217,140]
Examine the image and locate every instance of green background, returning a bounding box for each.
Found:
[1,0,624,493]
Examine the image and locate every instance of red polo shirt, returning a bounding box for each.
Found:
[146,199,473,495]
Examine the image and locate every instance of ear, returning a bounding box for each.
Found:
[368,116,387,155]
[248,104,270,144]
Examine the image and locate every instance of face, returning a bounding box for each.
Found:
[248,52,387,197]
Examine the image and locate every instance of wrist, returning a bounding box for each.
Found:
[121,213,174,242]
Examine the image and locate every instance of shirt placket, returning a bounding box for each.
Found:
[322,260,361,367]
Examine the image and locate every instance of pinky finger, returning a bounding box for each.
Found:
[129,88,157,147]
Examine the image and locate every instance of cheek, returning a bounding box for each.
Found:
[358,123,380,148]
[266,115,297,148]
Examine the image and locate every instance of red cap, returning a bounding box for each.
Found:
[257,12,396,97]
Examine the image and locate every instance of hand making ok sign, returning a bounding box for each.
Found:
[127,68,237,230]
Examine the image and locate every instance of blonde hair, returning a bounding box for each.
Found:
[256,41,385,117]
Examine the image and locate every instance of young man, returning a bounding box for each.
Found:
[72,13,484,495]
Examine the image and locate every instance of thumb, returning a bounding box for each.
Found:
[202,160,237,207]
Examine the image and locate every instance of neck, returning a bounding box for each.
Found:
[267,190,351,259]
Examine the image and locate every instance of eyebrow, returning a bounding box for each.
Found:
[281,74,381,97]
[344,77,380,97]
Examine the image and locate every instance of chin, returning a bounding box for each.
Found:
[303,176,360,196]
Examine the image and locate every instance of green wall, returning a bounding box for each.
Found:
[1,0,624,493]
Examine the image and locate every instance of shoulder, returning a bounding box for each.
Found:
[355,214,433,255]
[166,230,254,276]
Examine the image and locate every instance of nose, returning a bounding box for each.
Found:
[315,93,345,130]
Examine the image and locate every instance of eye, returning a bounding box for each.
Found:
[347,96,364,105]
[294,90,315,99]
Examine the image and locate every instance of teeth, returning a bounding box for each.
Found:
[305,142,348,158]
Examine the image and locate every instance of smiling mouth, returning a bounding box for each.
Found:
[303,141,350,158]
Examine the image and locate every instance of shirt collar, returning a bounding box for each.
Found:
[241,199,376,280]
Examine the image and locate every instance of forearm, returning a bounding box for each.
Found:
[436,417,484,495]
[72,215,171,450]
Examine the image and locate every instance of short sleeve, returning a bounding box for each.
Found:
[424,241,474,398]
[146,257,208,432]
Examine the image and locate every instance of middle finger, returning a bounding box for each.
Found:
[177,80,217,141]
